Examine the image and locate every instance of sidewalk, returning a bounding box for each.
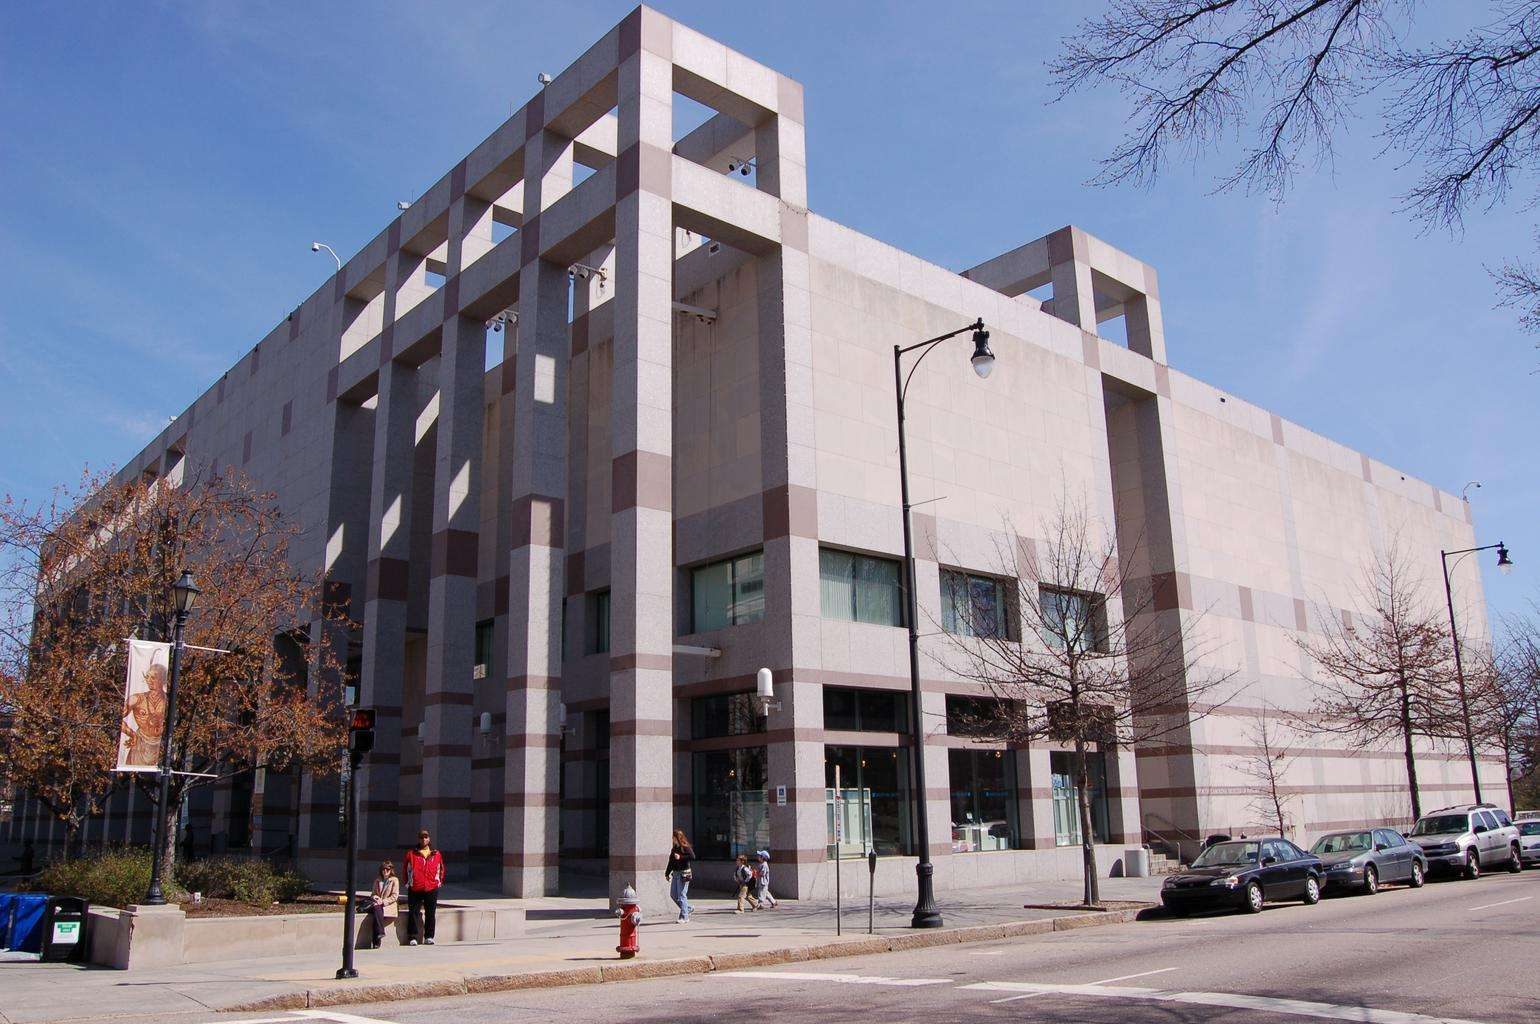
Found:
[0,876,1161,1024]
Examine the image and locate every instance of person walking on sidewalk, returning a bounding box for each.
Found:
[403,828,445,946]
[734,854,760,913]
[369,861,400,948]
[753,850,777,908]
[665,828,694,923]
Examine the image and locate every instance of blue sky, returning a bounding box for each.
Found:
[1,1,1533,627]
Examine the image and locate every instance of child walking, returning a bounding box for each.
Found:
[753,850,777,908]
[733,854,760,912]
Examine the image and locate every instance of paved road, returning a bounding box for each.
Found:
[132,872,1540,1024]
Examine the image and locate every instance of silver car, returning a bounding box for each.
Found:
[1520,820,1540,868]
[1310,828,1428,894]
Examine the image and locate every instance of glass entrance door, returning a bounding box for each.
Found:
[1050,750,1109,846]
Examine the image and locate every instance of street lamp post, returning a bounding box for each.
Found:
[1439,541,1513,804]
[143,570,201,906]
[892,318,994,930]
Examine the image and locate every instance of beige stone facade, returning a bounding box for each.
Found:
[5,7,1501,902]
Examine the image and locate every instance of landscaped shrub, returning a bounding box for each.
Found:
[28,847,186,909]
[176,855,312,904]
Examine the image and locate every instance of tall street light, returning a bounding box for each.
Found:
[143,570,201,905]
[892,317,994,930]
[1439,541,1513,804]
[311,241,342,271]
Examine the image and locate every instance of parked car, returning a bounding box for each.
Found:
[1519,820,1540,868]
[1161,837,1323,915]
[1309,828,1427,894]
[1405,804,1523,878]
[1515,809,1540,823]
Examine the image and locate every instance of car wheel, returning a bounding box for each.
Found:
[1302,875,1321,905]
[1508,845,1523,873]
[1362,865,1378,895]
[1243,881,1264,913]
[1464,850,1481,880]
[1409,861,1425,888]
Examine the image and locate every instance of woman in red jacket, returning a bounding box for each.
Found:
[402,829,445,946]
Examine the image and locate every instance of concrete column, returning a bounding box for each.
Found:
[918,689,952,861]
[607,41,675,910]
[419,312,485,871]
[1021,745,1057,849]
[1049,258,1096,330]
[1108,745,1142,845]
[502,129,576,896]
[355,351,420,859]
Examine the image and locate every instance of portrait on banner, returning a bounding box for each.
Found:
[117,639,171,772]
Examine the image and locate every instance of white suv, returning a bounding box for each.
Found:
[1406,804,1523,879]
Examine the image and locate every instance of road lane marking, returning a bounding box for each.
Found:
[960,982,1489,1024]
[1467,896,1532,912]
[295,1012,403,1024]
[716,970,950,987]
[989,992,1046,1004]
[967,948,1009,956]
[1089,967,1179,985]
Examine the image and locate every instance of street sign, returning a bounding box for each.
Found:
[776,785,787,806]
[348,707,375,756]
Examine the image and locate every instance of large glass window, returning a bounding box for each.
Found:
[946,694,1011,738]
[1050,750,1109,846]
[691,552,765,632]
[691,693,765,739]
[823,686,908,732]
[692,746,769,860]
[949,748,1018,852]
[1040,587,1108,653]
[819,549,904,626]
[825,746,911,856]
[941,570,1012,639]
[474,620,494,678]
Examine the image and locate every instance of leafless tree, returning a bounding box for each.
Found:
[1483,613,1540,809]
[1293,539,1457,822]
[1052,1,1540,333]
[935,498,1236,906]
[1238,705,1299,837]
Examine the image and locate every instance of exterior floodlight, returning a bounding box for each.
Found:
[397,201,412,211]
[311,241,341,271]
[478,711,493,735]
[537,72,554,85]
[756,667,774,700]
[970,328,995,379]
[1497,542,1514,575]
[172,571,200,614]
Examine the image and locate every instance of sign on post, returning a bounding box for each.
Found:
[116,640,171,772]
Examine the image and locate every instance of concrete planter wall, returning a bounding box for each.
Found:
[86,900,525,970]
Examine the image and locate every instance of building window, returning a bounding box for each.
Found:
[819,548,904,626]
[823,686,908,732]
[589,590,611,654]
[1050,750,1109,846]
[1039,586,1108,653]
[949,748,1018,852]
[692,746,769,860]
[691,693,765,739]
[941,570,1012,639]
[474,620,494,679]
[825,746,911,856]
[690,551,765,632]
[945,694,1015,738]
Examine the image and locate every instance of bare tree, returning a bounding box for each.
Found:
[1238,705,1299,837]
[0,467,349,881]
[1052,1,1540,332]
[1482,614,1540,809]
[1293,539,1457,823]
[936,498,1236,906]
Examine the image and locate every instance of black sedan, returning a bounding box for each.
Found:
[1161,837,1324,915]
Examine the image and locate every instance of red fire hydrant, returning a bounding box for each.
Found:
[615,884,642,958]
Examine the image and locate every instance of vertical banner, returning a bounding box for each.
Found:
[117,639,172,772]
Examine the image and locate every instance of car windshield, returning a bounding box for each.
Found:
[1311,832,1370,854]
[1520,822,1540,836]
[1411,815,1469,836]
[1192,841,1259,868]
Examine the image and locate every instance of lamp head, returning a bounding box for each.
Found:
[970,324,995,379]
[756,667,774,699]
[1497,542,1514,576]
[310,242,321,252]
[172,570,200,615]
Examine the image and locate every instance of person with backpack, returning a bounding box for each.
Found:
[733,853,760,913]
[402,828,445,946]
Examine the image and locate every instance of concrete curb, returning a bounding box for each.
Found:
[223,906,1149,1013]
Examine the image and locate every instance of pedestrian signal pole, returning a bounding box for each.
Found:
[338,707,374,980]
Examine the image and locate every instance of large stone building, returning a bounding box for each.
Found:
[4,8,1503,903]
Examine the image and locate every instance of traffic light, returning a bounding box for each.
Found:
[348,707,375,756]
